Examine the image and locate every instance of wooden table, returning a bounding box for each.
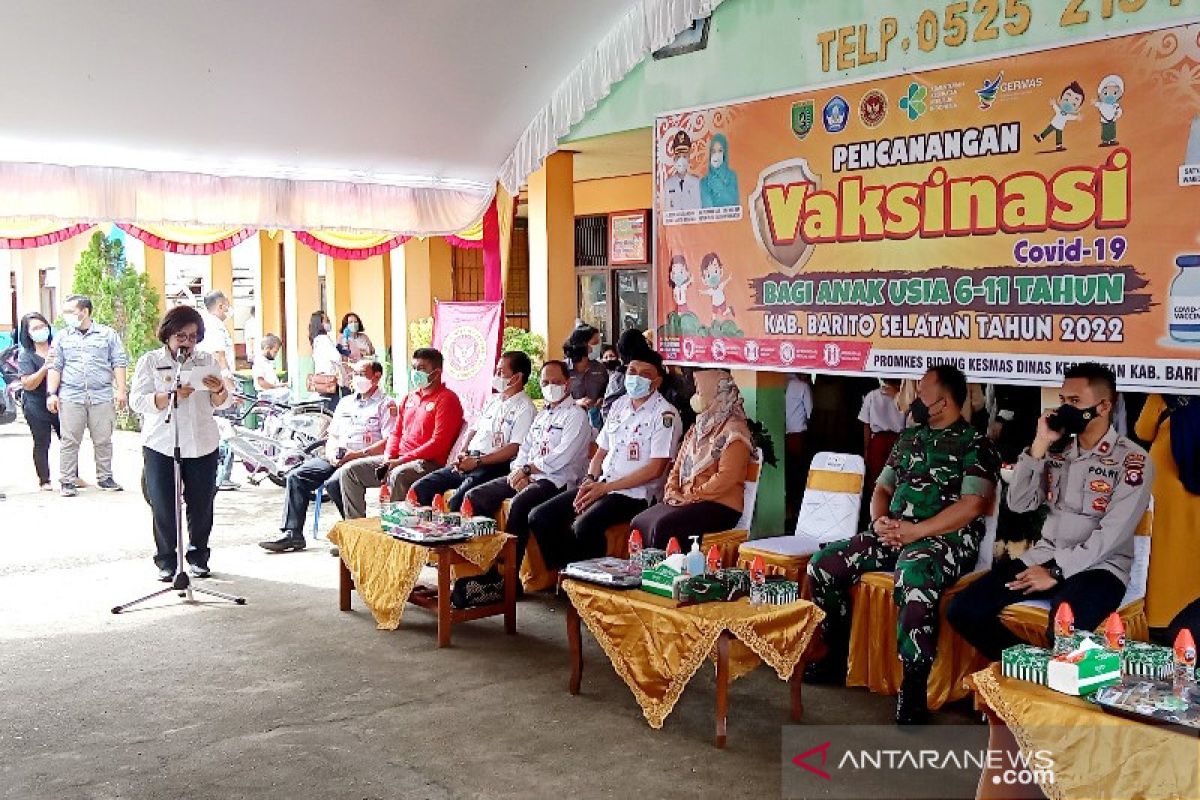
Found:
[563,581,822,748]
[338,535,518,647]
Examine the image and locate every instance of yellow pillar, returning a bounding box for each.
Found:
[258,231,283,343]
[402,237,453,322]
[282,232,321,388]
[346,254,388,358]
[211,250,234,301]
[144,247,167,313]
[15,249,41,318]
[0,252,12,329]
[329,257,352,329]
[528,151,576,352]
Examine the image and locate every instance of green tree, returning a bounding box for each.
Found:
[71,231,160,364]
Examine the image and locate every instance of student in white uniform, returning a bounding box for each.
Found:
[464,359,593,569]
[410,351,535,511]
[528,351,682,570]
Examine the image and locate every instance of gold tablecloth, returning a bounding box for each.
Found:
[971,664,1200,800]
[563,580,823,729]
[328,518,509,630]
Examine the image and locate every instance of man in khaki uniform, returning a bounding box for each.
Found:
[949,362,1152,659]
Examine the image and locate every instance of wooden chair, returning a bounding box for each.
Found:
[999,507,1153,645]
[736,452,865,584]
[843,497,1000,710]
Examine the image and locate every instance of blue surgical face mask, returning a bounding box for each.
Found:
[1101,94,1117,106]
[30,327,50,343]
[705,270,720,287]
[411,369,430,389]
[625,373,653,400]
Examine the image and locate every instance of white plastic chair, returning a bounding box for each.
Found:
[744,451,866,558]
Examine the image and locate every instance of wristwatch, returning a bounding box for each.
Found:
[522,464,532,476]
[585,473,598,482]
[1047,564,1064,582]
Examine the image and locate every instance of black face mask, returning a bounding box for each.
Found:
[602,358,620,372]
[909,397,945,426]
[1047,403,1101,436]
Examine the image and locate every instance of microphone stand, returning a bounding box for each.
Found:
[112,348,246,613]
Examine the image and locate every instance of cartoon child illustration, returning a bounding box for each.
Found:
[700,133,739,208]
[667,254,692,314]
[1093,74,1124,147]
[1034,81,1085,151]
[699,252,734,319]
[664,130,701,211]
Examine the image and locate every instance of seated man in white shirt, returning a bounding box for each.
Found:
[463,359,592,571]
[527,351,683,570]
[251,334,290,403]
[259,360,390,553]
[410,351,536,511]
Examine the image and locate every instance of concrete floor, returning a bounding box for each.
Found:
[0,420,980,800]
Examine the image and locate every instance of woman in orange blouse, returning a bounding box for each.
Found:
[631,369,753,549]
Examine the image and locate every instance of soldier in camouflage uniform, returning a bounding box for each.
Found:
[806,364,1000,724]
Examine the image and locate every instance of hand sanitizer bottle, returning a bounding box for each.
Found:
[685,536,705,577]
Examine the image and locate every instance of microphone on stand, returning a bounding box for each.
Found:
[175,346,191,364]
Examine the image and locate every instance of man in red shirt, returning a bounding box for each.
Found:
[328,348,464,520]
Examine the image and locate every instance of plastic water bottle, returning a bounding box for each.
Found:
[1052,603,1075,658]
[685,536,705,576]
[749,555,766,606]
[706,544,721,575]
[628,529,643,568]
[1173,628,1196,697]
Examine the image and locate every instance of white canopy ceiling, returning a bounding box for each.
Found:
[0,0,721,233]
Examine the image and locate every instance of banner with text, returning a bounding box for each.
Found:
[654,21,1200,392]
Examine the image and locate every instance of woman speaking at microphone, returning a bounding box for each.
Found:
[130,306,232,582]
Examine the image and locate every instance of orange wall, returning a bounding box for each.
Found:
[573,173,652,216]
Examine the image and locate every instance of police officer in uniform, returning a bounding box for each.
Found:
[949,363,1152,659]
[528,351,682,570]
[464,359,593,572]
[806,364,1000,724]
[664,130,701,211]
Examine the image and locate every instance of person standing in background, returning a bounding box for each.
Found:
[859,378,904,490]
[46,294,128,497]
[196,291,239,491]
[563,325,608,427]
[785,373,813,521]
[16,312,60,490]
[1135,394,1200,629]
[308,310,345,413]
[337,312,375,361]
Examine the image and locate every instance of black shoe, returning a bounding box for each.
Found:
[97,478,123,491]
[896,665,931,725]
[158,568,174,582]
[259,534,306,553]
[60,482,78,497]
[189,564,211,578]
[329,546,340,558]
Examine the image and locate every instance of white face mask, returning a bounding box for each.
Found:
[674,156,689,173]
[63,312,81,329]
[542,383,567,404]
[351,376,374,395]
[492,374,511,393]
[710,152,724,169]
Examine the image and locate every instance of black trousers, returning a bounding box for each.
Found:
[24,398,59,485]
[947,557,1127,661]
[411,462,511,512]
[465,476,561,569]
[143,446,219,571]
[528,488,648,570]
[281,457,337,536]
[630,500,742,550]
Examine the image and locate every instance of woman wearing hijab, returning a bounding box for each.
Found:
[630,369,752,549]
[1135,394,1200,628]
[700,133,739,209]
